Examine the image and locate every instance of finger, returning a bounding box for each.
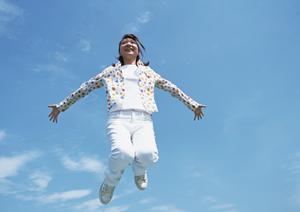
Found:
[50,112,55,119]
[199,113,203,119]
[50,114,56,122]
[49,111,54,117]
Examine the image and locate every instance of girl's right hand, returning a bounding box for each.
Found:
[48,104,60,123]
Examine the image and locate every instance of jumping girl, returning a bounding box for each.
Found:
[48,34,205,204]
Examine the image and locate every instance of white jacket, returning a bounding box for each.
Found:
[56,61,204,114]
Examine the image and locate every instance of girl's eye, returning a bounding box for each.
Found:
[122,40,137,45]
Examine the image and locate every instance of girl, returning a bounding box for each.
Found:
[48,34,205,204]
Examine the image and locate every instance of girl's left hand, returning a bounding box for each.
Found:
[194,105,206,120]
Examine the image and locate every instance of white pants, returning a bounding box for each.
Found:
[104,110,159,186]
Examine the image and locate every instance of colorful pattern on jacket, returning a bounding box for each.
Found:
[56,61,204,114]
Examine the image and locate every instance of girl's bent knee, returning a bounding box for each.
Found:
[136,151,159,165]
[111,149,135,163]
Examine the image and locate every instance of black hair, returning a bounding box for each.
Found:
[113,34,149,66]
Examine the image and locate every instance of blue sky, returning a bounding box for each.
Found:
[0,0,300,211]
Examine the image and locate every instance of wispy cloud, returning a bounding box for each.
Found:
[202,196,237,212]
[150,204,186,212]
[0,151,41,179]
[210,203,237,211]
[286,150,300,176]
[137,11,151,24]
[0,151,42,197]
[294,190,300,208]
[29,171,52,191]
[113,187,136,201]
[74,198,130,212]
[103,205,131,212]
[38,189,91,203]
[73,198,102,211]
[0,0,23,37]
[62,155,105,174]
[32,50,75,79]
[55,51,68,62]
[285,150,300,207]
[32,63,75,80]
[139,197,155,204]
[0,0,22,16]
[79,39,91,52]
[122,11,152,33]
[0,129,6,142]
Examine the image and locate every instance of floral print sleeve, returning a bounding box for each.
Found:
[151,69,204,112]
[56,68,110,112]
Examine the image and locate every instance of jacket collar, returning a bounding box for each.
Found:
[114,60,145,68]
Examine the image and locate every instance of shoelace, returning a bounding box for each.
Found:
[102,184,114,194]
[137,175,147,183]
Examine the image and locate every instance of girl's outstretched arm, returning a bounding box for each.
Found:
[151,69,206,120]
[48,67,110,123]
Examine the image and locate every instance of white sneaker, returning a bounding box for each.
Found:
[99,182,115,204]
[134,173,148,190]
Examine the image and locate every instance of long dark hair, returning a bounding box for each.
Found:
[114,34,149,66]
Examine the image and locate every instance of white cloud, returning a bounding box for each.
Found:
[122,11,152,34]
[62,156,105,174]
[294,190,300,208]
[0,178,18,195]
[33,64,67,75]
[285,150,300,207]
[32,49,75,80]
[103,205,130,212]
[150,204,186,212]
[39,189,91,203]
[210,203,236,210]
[0,151,41,179]
[74,198,130,212]
[286,150,300,176]
[0,0,23,37]
[0,129,6,142]
[0,0,22,16]
[122,23,139,34]
[191,171,203,178]
[29,171,52,191]
[137,11,151,24]
[55,51,68,62]
[139,197,155,204]
[73,198,102,211]
[32,63,75,80]
[202,196,237,212]
[79,39,91,52]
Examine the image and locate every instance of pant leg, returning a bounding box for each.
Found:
[132,120,159,176]
[105,119,134,186]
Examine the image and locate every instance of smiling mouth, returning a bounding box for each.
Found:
[124,46,136,52]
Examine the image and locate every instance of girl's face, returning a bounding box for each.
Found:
[119,38,139,60]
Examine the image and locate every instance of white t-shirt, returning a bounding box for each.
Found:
[110,64,146,112]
